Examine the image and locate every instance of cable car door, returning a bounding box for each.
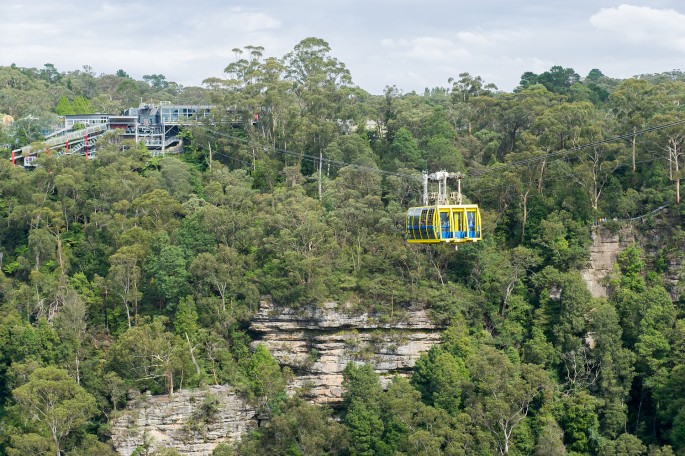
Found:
[439,210,451,240]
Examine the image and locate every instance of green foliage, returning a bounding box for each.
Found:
[72,96,93,115]
[534,210,589,270]
[174,295,199,340]
[237,398,348,455]
[244,344,287,409]
[107,317,190,394]
[618,244,646,291]
[465,346,552,454]
[148,243,190,306]
[6,433,54,456]
[0,51,684,455]
[346,399,384,456]
[599,433,647,456]
[590,302,635,437]
[342,363,386,455]
[66,434,118,455]
[534,417,566,456]
[55,96,74,115]
[412,346,468,414]
[11,367,97,455]
[558,391,600,454]
[183,392,222,439]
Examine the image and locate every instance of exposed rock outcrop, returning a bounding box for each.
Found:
[250,300,443,404]
[110,385,257,456]
[109,302,442,454]
[582,226,634,298]
[582,213,684,301]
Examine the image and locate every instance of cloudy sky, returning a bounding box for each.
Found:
[2,0,684,94]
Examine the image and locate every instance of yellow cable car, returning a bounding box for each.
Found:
[406,171,482,245]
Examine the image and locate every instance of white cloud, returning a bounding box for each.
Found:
[194,8,282,34]
[590,4,685,52]
[241,11,282,32]
[3,0,685,94]
[388,36,471,62]
[456,31,490,46]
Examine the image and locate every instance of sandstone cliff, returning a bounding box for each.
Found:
[582,226,634,298]
[582,213,684,301]
[110,385,257,456]
[109,302,443,454]
[250,300,443,404]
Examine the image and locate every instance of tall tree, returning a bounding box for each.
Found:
[11,367,97,456]
[646,113,684,204]
[107,244,145,328]
[108,317,187,395]
[609,79,658,172]
[465,346,552,454]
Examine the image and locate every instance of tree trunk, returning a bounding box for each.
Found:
[56,236,65,278]
[51,427,61,456]
[521,189,529,243]
[186,332,202,377]
[125,301,131,328]
[75,352,81,385]
[318,149,323,201]
[103,286,109,334]
[208,142,212,173]
[632,126,637,172]
[676,157,680,204]
[166,370,174,396]
[538,153,548,193]
[502,424,512,455]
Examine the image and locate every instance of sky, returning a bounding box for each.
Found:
[2,0,685,94]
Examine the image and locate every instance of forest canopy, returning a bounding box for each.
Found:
[0,38,684,455]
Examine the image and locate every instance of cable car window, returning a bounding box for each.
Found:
[454,210,464,239]
[421,208,436,240]
[467,211,476,238]
[440,212,450,239]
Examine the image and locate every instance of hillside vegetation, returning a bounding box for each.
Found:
[0,38,684,455]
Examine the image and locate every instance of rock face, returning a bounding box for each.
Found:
[642,213,685,301]
[109,303,442,454]
[582,226,634,298]
[110,385,257,456]
[582,215,684,301]
[250,300,443,404]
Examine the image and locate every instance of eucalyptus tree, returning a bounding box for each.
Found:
[237,397,348,455]
[540,101,625,211]
[420,105,465,172]
[501,137,550,242]
[0,65,53,117]
[528,109,569,197]
[497,84,562,163]
[108,317,191,395]
[282,37,355,192]
[465,345,552,455]
[589,302,636,437]
[190,244,257,317]
[204,45,292,171]
[645,112,685,204]
[142,74,169,90]
[54,287,90,386]
[609,79,659,172]
[386,91,434,141]
[256,185,336,306]
[323,136,383,280]
[448,72,498,136]
[11,367,97,456]
[107,244,145,328]
[200,166,260,253]
[522,66,580,96]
